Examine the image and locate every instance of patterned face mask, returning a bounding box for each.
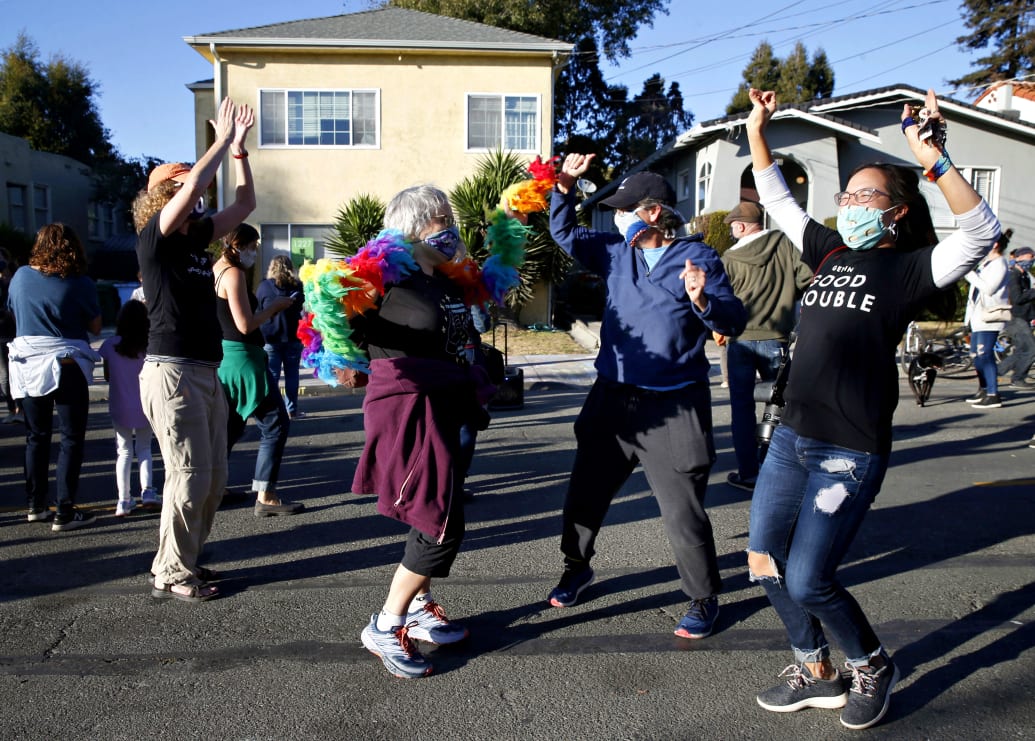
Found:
[421,225,462,260]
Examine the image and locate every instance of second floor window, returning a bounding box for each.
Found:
[696,161,713,216]
[260,89,379,147]
[33,185,49,227]
[467,94,538,151]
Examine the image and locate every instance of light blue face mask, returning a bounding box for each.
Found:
[836,204,898,251]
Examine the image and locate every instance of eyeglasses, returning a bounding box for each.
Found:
[834,188,890,207]
[432,214,455,228]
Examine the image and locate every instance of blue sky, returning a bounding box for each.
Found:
[1,0,980,164]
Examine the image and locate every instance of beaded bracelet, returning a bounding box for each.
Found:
[924,153,952,182]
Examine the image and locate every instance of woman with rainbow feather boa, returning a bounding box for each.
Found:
[297,161,554,679]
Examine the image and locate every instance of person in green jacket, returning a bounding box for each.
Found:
[721,201,813,491]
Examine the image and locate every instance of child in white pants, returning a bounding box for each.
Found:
[99,300,159,516]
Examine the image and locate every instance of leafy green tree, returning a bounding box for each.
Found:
[610,74,692,174]
[0,33,112,163]
[0,33,159,230]
[950,0,1035,91]
[727,41,834,114]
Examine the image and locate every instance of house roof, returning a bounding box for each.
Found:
[587,82,1035,208]
[974,80,1035,105]
[185,7,572,55]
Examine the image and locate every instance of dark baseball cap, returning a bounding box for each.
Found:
[600,171,676,210]
[723,201,764,224]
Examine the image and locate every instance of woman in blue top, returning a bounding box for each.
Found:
[7,223,101,531]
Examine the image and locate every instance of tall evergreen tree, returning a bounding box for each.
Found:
[728,41,834,114]
[949,0,1035,92]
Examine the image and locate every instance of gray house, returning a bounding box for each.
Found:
[586,84,1035,249]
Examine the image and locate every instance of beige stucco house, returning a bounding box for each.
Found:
[184,6,571,290]
[1,131,122,257]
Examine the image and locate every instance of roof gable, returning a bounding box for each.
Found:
[187,7,571,53]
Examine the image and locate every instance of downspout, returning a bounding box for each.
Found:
[210,42,225,211]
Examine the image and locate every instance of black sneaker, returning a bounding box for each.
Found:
[726,472,757,492]
[52,510,97,532]
[971,394,1003,409]
[840,656,900,730]
[964,388,987,404]
[548,566,594,607]
[757,663,848,712]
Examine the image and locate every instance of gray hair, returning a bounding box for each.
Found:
[383,184,452,241]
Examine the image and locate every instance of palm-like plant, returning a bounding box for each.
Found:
[325,193,386,258]
[449,149,572,311]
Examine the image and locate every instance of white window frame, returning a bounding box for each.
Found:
[6,183,27,232]
[258,88,381,149]
[696,161,713,216]
[677,169,692,201]
[921,165,1000,229]
[32,184,50,229]
[465,93,540,152]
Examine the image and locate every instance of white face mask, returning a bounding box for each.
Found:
[239,250,257,269]
[613,210,641,236]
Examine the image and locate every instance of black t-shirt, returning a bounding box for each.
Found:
[784,220,938,453]
[137,214,222,362]
[353,271,477,365]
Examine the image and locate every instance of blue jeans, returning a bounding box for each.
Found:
[22,363,88,517]
[227,377,290,493]
[265,341,302,415]
[970,330,998,394]
[727,339,785,480]
[747,424,888,665]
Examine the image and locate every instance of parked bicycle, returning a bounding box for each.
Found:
[899,322,972,378]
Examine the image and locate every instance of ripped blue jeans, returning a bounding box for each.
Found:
[747,424,889,665]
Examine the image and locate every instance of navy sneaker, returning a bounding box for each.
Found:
[674,596,719,639]
[548,566,594,608]
[840,655,900,730]
[51,509,96,532]
[757,663,848,712]
[726,472,757,491]
[360,615,433,679]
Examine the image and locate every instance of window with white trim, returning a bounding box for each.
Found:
[696,161,713,216]
[33,185,49,228]
[88,202,115,240]
[921,165,1000,229]
[260,223,336,273]
[6,184,27,232]
[677,169,691,201]
[467,94,539,151]
[260,89,379,147]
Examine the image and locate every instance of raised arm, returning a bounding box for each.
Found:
[903,89,1001,286]
[158,98,236,236]
[745,89,809,249]
[211,103,257,239]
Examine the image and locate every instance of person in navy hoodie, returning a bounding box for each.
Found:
[546,154,746,642]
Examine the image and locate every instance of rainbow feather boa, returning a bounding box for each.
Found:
[297,159,556,386]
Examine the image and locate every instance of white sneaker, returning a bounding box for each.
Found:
[405,600,469,644]
[115,499,134,517]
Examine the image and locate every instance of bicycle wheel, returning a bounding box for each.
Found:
[899,323,923,376]
[938,339,974,378]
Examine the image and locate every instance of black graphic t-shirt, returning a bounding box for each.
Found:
[784,220,938,454]
[355,270,477,365]
[137,214,222,362]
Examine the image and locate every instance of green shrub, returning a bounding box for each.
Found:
[691,211,734,255]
